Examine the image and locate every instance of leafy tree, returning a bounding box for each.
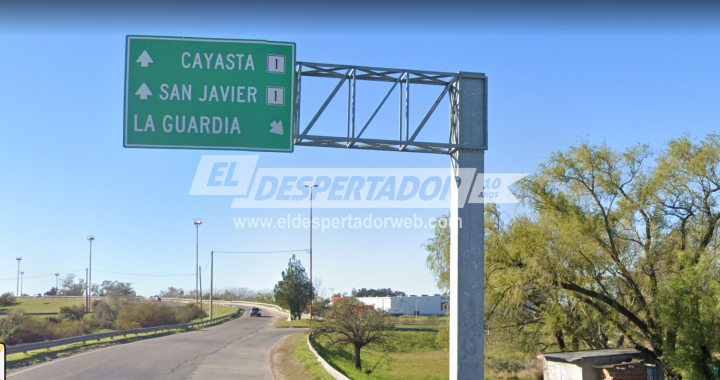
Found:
[97,281,135,298]
[59,273,86,296]
[44,287,58,296]
[351,288,407,297]
[273,255,313,320]
[253,291,275,304]
[424,214,450,294]
[425,135,720,379]
[159,287,185,298]
[311,297,395,370]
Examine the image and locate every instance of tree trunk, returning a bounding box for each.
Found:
[353,344,362,369]
[554,330,566,350]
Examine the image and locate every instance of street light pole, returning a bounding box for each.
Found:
[87,236,95,307]
[16,257,21,296]
[55,273,59,293]
[199,265,203,319]
[193,219,202,306]
[20,272,24,296]
[305,184,318,320]
[210,250,214,320]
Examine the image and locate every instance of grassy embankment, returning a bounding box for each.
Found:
[0,298,84,314]
[309,328,539,380]
[3,299,242,370]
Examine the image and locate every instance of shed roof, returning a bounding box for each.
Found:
[538,349,640,363]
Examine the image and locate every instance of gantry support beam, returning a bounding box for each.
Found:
[296,62,488,380]
[294,62,487,154]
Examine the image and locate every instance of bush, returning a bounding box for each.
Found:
[176,304,206,323]
[487,357,526,376]
[0,292,16,306]
[92,300,118,329]
[115,302,178,330]
[58,305,86,321]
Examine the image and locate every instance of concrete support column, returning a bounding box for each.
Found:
[449,72,487,380]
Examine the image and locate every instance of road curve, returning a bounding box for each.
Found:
[8,303,299,380]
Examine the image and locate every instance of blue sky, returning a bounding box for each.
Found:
[2,3,720,297]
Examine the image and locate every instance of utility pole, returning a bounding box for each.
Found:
[210,250,214,320]
[199,265,203,319]
[304,183,318,320]
[55,273,59,293]
[87,236,95,306]
[85,268,89,312]
[20,272,24,296]
[193,219,202,305]
[16,257,21,296]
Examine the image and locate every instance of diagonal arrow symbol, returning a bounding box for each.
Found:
[137,51,153,67]
[135,83,152,100]
[269,120,283,135]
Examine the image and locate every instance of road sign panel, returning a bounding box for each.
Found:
[124,36,295,152]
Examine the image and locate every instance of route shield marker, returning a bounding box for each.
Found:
[124,35,296,152]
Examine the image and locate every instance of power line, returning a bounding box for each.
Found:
[93,269,195,277]
[0,269,85,282]
[213,249,308,254]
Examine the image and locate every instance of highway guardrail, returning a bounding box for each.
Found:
[5,304,242,354]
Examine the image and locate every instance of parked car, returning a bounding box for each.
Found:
[250,307,261,317]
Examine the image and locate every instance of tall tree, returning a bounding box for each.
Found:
[311,297,395,370]
[273,255,313,320]
[425,135,720,379]
[59,273,86,296]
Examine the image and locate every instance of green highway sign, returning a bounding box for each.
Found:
[124,36,295,152]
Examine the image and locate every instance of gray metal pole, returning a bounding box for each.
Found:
[196,225,199,305]
[85,268,89,312]
[89,239,92,304]
[210,251,213,320]
[449,72,487,380]
[309,186,313,320]
[16,259,21,296]
[55,273,59,292]
[20,272,24,296]
[199,266,203,319]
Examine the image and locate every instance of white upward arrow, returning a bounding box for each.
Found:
[137,51,153,67]
[269,120,283,135]
[135,83,152,100]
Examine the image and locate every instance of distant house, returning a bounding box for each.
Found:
[538,349,664,380]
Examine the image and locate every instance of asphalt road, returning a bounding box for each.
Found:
[8,304,301,380]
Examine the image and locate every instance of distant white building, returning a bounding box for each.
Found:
[354,295,448,316]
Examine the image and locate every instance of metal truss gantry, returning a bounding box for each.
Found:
[294,61,488,380]
[294,62,488,155]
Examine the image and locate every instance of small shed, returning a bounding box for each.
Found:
[538,349,664,380]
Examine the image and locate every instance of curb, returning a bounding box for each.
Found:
[306,334,351,380]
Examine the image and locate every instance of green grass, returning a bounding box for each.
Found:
[273,332,334,380]
[190,303,239,322]
[274,319,312,328]
[0,298,84,314]
[312,330,449,380]
[5,309,243,370]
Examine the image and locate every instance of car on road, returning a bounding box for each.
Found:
[250,307,261,317]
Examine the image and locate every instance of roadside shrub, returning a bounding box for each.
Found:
[176,304,206,323]
[0,292,16,306]
[58,305,86,321]
[0,311,49,345]
[115,302,178,329]
[487,357,526,377]
[92,300,118,329]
